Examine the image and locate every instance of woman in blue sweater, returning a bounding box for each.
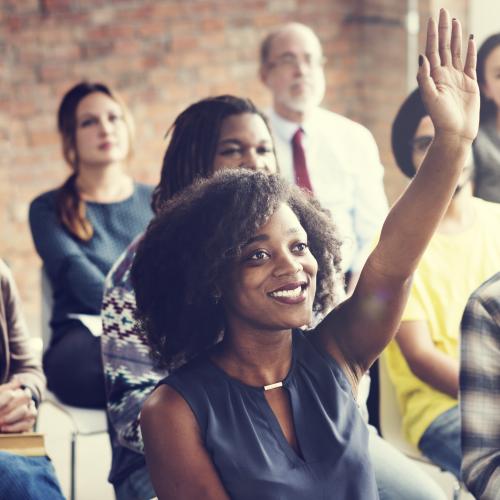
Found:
[29,82,153,408]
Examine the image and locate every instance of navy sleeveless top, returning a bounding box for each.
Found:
[161,330,378,499]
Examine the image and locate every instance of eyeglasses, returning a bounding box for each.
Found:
[267,53,326,70]
[409,135,433,153]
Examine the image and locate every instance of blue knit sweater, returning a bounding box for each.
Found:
[29,183,153,345]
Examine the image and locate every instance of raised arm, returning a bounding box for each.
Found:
[29,193,105,312]
[316,10,479,385]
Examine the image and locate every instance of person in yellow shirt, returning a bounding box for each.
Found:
[385,88,500,479]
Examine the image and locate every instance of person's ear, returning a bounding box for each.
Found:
[259,65,270,86]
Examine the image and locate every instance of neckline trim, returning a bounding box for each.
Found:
[206,331,298,392]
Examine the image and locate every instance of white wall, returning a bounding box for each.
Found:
[470,0,500,46]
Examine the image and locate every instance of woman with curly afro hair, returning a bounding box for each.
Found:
[133,11,479,500]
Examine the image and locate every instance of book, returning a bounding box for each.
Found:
[0,432,46,456]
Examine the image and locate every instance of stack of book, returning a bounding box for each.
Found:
[0,432,46,456]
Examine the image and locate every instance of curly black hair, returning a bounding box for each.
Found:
[132,170,343,370]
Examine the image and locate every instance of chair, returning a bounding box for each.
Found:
[38,268,108,500]
[378,356,463,500]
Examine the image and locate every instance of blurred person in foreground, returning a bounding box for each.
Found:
[0,259,64,499]
[460,271,500,498]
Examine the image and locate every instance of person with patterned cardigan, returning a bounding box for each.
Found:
[102,95,278,500]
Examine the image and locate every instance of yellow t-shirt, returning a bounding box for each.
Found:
[383,197,500,446]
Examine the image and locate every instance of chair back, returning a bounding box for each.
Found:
[40,267,102,349]
[379,354,465,497]
[41,267,53,353]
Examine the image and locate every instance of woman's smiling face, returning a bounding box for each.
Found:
[221,203,318,335]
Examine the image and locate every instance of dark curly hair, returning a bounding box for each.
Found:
[477,33,500,123]
[132,170,343,370]
[151,95,274,213]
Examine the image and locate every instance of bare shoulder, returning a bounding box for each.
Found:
[140,383,230,499]
[141,383,196,432]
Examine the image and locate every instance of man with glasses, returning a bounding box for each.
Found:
[385,88,500,479]
[259,22,388,289]
[259,24,446,500]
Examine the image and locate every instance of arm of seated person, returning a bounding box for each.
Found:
[396,320,459,398]
[140,385,230,500]
[1,260,45,404]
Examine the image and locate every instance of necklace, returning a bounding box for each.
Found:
[263,381,283,391]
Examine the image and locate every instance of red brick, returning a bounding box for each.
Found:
[1,0,471,336]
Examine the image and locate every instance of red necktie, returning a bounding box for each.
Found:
[292,128,313,192]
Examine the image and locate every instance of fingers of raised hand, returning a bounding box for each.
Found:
[424,9,477,83]
[437,8,452,66]
[464,35,477,80]
[417,54,437,97]
[427,9,464,71]
[450,18,463,70]
[425,17,439,69]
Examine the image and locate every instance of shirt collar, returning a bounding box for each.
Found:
[268,107,313,142]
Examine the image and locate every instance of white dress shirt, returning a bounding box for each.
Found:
[267,107,388,273]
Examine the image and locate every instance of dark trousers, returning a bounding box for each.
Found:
[43,324,106,408]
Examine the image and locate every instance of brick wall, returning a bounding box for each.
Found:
[0,0,469,333]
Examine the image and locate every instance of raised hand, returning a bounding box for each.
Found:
[418,9,479,142]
